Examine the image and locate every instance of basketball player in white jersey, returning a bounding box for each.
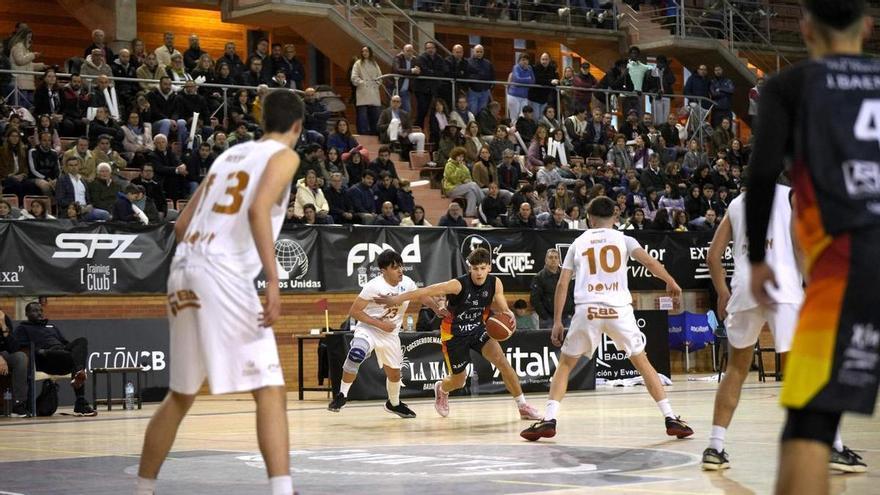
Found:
[328,249,436,418]
[702,181,866,472]
[521,196,694,441]
[135,90,304,495]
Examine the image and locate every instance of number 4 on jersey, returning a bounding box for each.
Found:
[854,99,880,149]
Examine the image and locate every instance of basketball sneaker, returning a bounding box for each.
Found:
[701,447,730,471]
[665,416,694,438]
[830,446,867,473]
[327,393,347,412]
[384,401,417,418]
[433,381,449,417]
[73,399,97,417]
[520,419,557,441]
[518,403,542,420]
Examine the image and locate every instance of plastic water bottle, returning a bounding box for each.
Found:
[3,389,11,416]
[124,381,135,410]
[470,368,479,397]
[406,315,414,332]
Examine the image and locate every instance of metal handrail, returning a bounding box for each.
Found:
[720,0,791,70]
[380,0,452,57]
[403,0,621,32]
[329,0,397,62]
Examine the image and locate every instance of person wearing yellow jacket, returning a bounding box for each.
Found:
[441,146,484,217]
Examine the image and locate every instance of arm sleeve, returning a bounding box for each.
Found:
[745,76,790,263]
[623,235,642,258]
[562,244,576,270]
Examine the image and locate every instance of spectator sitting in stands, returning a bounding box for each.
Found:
[303,87,331,138]
[136,53,167,93]
[166,53,192,90]
[681,138,709,174]
[428,98,451,150]
[672,209,689,232]
[84,28,114,63]
[21,198,52,220]
[33,69,63,128]
[347,169,377,224]
[87,162,122,212]
[374,201,401,226]
[112,183,149,224]
[327,119,359,156]
[60,74,91,137]
[508,201,536,228]
[148,77,188,148]
[294,143,324,183]
[435,122,462,169]
[55,156,110,220]
[31,114,61,155]
[401,205,431,226]
[373,171,398,212]
[549,181,574,211]
[711,117,735,155]
[539,106,561,133]
[130,37,147,67]
[489,125,516,163]
[324,172,355,224]
[26,131,59,196]
[479,182,506,227]
[227,122,254,148]
[183,34,206,72]
[237,56,267,89]
[80,49,113,90]
[298,203,321,225]
[477,101,502,138]
[14,302,96,416]
[396,180,415,217]
[61,136,95,180]
[294,169,330,223]
[497,149,521,193]
[148,134,188,201]
[438,201,467,227]
[512,299,539,331]
[154,31,181,68]
[536,156,576,188]
[121,111,154,162]
[186,142,213,186]
[463,122,487,163]
[442,146,484,218]
[88,105,124,151]
[0,309,26,416]
[0,128,29,200]
[218,41,245,79]
[132,163,168,219]
[343,147,366,185]
[368,146,399,184]
[526,124,549,173]
[449,95,476,131]
[515,106,538,145]
[378,95,426,159]
[544,207,569,230]
[693,208,718,232]
[111,49,138,111]
[606,134,633,170]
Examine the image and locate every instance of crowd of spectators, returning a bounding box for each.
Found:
[0,21,749,232]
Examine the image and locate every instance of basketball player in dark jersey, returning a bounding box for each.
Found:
[745,1,877,493]
[375,248,542,419]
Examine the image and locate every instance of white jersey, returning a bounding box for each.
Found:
[354,275,419,335]
[172,140,292,280]
[727,184,803,313]
[563,228,642,306]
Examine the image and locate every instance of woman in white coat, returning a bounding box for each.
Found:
[8,26,46,105]
[350,46,383,136]
[294,169,330,222]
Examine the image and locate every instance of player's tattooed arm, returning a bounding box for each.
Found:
[375,279,462,307]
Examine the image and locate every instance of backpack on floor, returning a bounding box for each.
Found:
[35,380,59,417]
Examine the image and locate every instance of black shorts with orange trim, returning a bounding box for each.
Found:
[442,331,490,375]
[781,229,880,415]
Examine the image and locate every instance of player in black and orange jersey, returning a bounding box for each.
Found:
[375,248,541,420]
[746,1,877,493]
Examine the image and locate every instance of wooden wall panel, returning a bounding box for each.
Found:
[136,5,253,62]
[0,0,92,67]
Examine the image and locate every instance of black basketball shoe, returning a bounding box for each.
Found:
[520,419,557,441]
[383,401,417,418]
[665,416,694,438]
[328,393,347,412]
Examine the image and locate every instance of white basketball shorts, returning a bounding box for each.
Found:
[562,303,646,359]
[167,260,285,395]
[725,303,800,353]
[353,326,404,369]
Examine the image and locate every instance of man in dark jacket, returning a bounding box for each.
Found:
[466,44,494,115]
[325,172,355,223]
[543,208,569,230]
[640,154,667,192]
[438,201,467,227]
[147,134,187,201]
[392,44,420,113]
[303,87,331,137]
[60,74,91,137]
[529,53,559,118]
[111,49,138,112]
[55,156,111,220]
[176,81,210,146]
[275,44,305,90]
[684,64,712,110]
[112,184,145,223]
[414,41,447,129]
[0,309,27,416]
[479,182,506,227]
[14,302,96,416]
[508,201,537,228]
[346,170,378,223]
[709,65,735,128]
[218,41,246,78]
[148,77,188,148]
[444,44,468,110]
[183,34,207,71]
[132,163,169,218]
[529,248,574,328]
[368,146,399,183]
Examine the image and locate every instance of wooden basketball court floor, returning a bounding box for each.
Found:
[0,376,877,494]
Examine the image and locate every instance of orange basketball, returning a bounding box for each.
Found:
[486,312,516,341]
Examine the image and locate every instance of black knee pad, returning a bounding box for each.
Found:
[781,408,841,447]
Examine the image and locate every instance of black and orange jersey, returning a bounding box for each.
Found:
[440,274,496,341]
[746,55,880,273]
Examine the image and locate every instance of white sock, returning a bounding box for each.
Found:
[135,477,156,495]
[513,394,527,407]
[708,425,726,452]
[387,379,401,406]
[545,400,560,420]
[656,399,675,419]
[833,426,844,452]
[269,475,293,495]
[340,380,353,397]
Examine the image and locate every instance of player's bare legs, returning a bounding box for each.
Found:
[630,352,693,438]
[252,385,290,477]
[481,339,540,419]
[712,345,754,428]
[137,391,197,492]
[382,365,416,418]
[548,353,580,402]
[777,440,830,495]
